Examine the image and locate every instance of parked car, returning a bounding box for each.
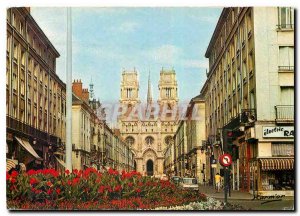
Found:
[179,177,199,191]
[170,176,182,185]
[160,174,169,181]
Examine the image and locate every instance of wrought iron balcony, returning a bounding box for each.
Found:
[275,105,294,123]
[6,115,61,145]
[277,24,294,30]
[278,66,294,72]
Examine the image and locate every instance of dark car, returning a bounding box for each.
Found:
[171,176,181,184]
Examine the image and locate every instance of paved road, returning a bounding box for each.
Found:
[222,199,295,210]
[198,185,294,210]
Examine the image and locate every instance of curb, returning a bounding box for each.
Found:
[209,196,253,201]
[210,197,295,201]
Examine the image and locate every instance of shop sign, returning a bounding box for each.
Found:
[253,194,285,200]
[263,126,294,138]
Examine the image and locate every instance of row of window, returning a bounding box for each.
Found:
[125,135,173,147]
[210,8,252,68]
[6,38,66,137]
[209,7,294,71]
[8,9,56,71]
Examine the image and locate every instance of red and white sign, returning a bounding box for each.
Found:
[219,154,232,167]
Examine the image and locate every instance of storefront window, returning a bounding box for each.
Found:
[261,171,294,191]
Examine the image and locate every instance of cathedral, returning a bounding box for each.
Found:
[118,68,179,176]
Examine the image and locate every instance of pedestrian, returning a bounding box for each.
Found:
[215,172,221,192]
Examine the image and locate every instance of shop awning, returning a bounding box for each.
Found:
[53,151,64,156]
[259,158,294,171]
[6,159,17,172]
[55,156,66,168]
[19,163,26,172]
[15,137,42,160]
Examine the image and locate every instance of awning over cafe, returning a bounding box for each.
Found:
[55,156,66,168]
[53,151,64,156]
[6,159,17,172]
[15,137,42,160]
[259,158,294,171]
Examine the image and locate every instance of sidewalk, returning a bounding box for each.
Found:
[198,185,254,200]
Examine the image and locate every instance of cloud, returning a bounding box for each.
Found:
[192,15,219,23]
[146,44,181,65]
[109,21,139,33]
[73,7,129,17]
[181,59,208,69]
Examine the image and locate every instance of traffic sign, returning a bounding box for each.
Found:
[219,154,232,167]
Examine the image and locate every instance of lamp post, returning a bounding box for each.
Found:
[65,7,72,171]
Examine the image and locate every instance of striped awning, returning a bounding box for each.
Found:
[259,158,294,171]
[6,159,17,172]
[6,160,27,172]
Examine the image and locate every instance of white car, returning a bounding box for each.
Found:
[160,174,169,181]
[179,177,199,191]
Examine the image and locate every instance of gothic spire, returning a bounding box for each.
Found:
[89,76,94,100]
[147,70,152,105]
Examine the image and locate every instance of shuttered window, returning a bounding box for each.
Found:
[279,46,294,68]
[272,143,294,156]
[280,87,294,105]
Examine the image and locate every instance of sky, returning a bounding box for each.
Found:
[31,7,222,103]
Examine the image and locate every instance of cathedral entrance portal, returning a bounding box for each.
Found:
[146,159,154,176]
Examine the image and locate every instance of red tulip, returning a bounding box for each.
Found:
[114,185,122,192]
[11,170,18,178]
[9,178,16,184]
[56,188,61,195]
[6,172,10,181]
[29,178,39,185]
[47,189,52,195]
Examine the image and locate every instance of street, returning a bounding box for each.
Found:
[198,185,294,210]
[220,199,294,211]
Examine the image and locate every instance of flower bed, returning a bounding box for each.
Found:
[7,168,207,210]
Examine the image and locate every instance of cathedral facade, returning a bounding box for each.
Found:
[118,68,178,176]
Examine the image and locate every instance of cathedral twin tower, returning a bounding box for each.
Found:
[118,68,179,176]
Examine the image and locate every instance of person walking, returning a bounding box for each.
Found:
[215,173,221,192]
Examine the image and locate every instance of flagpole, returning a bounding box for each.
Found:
[66,7,72,171]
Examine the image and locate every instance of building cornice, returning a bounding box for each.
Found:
[205,7,230,58]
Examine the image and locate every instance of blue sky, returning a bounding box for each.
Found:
[31,7,222,103]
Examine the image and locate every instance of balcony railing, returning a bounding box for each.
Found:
[6,115,61,145]
[278,66,294,72]
[277,24,294,30]
[275,105,294,122]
